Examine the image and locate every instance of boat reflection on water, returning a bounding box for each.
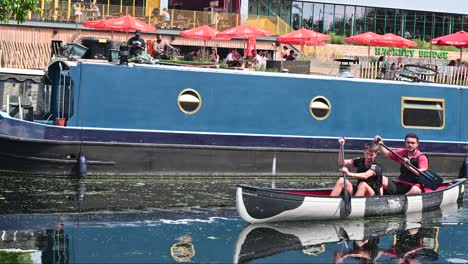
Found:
[234,202,462,264]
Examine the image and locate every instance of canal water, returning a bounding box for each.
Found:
[0,175,467,263]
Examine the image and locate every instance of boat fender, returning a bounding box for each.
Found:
[463,157,468,178]
[78,153,87,177]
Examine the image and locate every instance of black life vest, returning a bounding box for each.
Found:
[399,154,426,183]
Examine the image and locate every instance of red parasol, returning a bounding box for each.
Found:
[83,15,157,33]
[180,25,229,60]
[369,33,417,48]
[276,28,328,55]
[276,28,330,45]
[430,31,468,47]
[430,31,468,59]
[216,24,272,57]
[180,25,229,40]
[344,32,380,45]
[216,24,273,39]
[345,32,381,63]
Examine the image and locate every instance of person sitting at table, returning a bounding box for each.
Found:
[281,46,289,60]
[258,51,268,70]
[89,0,100,19]
[71,0,83,22]
[209,48,219,63]
[152,35,174,59]
[226,49,234,62]
[127,30,146,57]
[227,49,241,67]
[248,50,261,63]
[285,50,296,61]
[184,50,195,61]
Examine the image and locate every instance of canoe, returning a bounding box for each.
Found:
[233,206,450,263]
[236,178,466,223]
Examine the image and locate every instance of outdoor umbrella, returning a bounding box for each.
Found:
[344,32,381,63]
[83,15,157,33]
[217,24,273,56]
[430,30,468,59]
[216,24,273,39]
[180,25,229,59]
[276,28,329,54]
[369,33,417,48]
[276,28,330,44]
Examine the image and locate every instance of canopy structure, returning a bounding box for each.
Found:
[430,31,468,59]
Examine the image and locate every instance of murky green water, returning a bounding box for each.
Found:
[0,175,467,263]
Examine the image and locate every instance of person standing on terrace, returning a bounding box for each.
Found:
[161,8,171,28]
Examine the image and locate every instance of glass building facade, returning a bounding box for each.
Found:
[248,0,468,40]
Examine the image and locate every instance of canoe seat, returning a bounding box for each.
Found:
[423,182,450,193]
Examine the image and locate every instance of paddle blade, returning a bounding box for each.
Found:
[340,192,352,218]
[420,169,443,190]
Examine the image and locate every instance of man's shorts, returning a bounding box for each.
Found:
[386,181,419,195]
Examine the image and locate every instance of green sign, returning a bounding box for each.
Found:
[375,47,448,59]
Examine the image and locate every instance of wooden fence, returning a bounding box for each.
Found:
[0,41,50,69]
[359,62,468,86]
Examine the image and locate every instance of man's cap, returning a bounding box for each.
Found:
[135,30,141,35]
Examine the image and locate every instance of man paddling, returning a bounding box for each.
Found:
[330,137,383,197]
[374,133,428,195]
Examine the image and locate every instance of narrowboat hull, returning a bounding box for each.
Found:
[236,178,466,223]
[0,113,465,176]
[0,61,467,176]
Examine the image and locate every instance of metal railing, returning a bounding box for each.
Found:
[26,4,292,35]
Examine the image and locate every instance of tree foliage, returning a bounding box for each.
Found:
[0,0,40,23]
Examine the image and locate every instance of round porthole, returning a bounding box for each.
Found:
[309,96,331,120]
[178,89,201,114]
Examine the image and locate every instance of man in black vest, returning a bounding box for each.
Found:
[374,133,429,195]
[330,137,383,197]
[127,30,146,57]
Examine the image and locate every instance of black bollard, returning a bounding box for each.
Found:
[463,157,468,178]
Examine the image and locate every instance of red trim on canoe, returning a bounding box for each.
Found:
[277,183,452,196]
[279,190,331,196]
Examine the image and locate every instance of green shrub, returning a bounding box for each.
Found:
[329,33,345,44]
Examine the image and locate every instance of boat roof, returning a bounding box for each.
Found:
[66,59,467,90]
[0,67,46,84]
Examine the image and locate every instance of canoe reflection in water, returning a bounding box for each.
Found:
[233,204,456,264]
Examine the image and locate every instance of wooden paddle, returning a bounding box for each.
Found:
[379,143,443,190]
[340,141,351,218]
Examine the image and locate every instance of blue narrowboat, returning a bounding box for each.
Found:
[0,60,466,176]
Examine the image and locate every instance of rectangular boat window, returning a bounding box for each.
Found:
[0,71,50,121]
[402,97,445,129]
